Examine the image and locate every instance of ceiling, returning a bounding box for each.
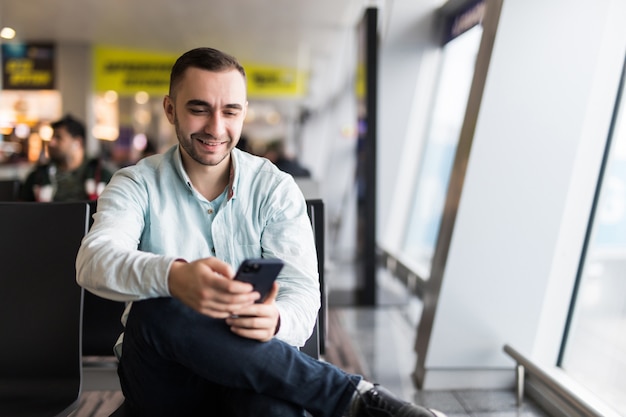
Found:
[0,0,381,116]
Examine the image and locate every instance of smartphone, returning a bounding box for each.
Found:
[234,258,284,303]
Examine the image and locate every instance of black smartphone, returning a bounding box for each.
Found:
[234,258,284,303]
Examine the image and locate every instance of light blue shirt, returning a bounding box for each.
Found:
[76,145,320,352]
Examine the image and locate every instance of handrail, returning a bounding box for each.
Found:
[503,344,621,417]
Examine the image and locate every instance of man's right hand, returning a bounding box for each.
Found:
[168,257,260,318]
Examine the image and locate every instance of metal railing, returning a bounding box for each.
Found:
[503,344,621,417]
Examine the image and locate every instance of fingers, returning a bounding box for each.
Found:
[195,279,259,318]
[226,301,280,342]
[229,325,275,342]
[226,314,277,342]
[195,256,237,279]
[197,292,258,318]
[169,258,259,318]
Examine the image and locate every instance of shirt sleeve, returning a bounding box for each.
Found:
[76,168,176,302]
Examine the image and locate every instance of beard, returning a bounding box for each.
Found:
[174,116,233,167]
[48,147,68,165]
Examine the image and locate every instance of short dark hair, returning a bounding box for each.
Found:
[51,114,86,144]
[169,47,246,97]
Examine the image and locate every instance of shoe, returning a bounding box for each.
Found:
[350,384,447,417]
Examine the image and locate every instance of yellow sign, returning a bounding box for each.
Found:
[93,46,176,95]
[93,46,307,98]
[2,43,55,90]
[245,64,307,98]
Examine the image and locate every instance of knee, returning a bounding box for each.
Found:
[126,297,186,340]
[128,297,177,322]
[126,297,226,344]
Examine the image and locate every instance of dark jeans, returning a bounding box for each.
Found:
[118,297,361,417]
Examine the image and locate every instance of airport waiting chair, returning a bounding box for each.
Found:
[301,198,326,357]
[0,201,89,417]
[0,178,21,201]
[108,199,327,416]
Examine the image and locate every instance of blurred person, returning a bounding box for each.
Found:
[263,139,312,178]
[76,47,445,417]
[20,114,114,202]
[140,138,158,159]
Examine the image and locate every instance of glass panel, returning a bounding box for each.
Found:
[400,25,482,278]
[560,61,626,415]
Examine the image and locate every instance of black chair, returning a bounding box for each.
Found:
[0,178,21,201]
[301,198,326,357]
[82,291,125,361]
[109,199,327,416]
[0,201,88,417]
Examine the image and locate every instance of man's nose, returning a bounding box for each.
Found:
[203,113,226,137]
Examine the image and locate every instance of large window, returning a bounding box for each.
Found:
[401,16,483,279]
[559,57,626,415]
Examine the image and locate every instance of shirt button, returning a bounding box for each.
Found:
[208,208,214,214]
[211,247,216,253]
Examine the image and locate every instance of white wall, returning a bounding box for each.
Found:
[377,0,443,249]
[56,43,104,157]
[418,0,626,388]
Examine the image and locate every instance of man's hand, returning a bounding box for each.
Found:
[225,282,281,342]
[168,257,260,319]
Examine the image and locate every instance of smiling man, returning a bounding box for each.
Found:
[76,47,445,417]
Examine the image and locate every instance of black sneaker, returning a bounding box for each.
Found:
[350,384,447,417]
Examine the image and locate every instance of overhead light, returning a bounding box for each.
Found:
[39,124,53,141]
[132,133,148,151]
[14,123,30,139]
[104,90,118,103]
[0,27,16,40]
[135,91,149,104]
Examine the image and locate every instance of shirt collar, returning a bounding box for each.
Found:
[173,145,238,201]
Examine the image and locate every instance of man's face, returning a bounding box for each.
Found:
[164,67,248,168]
[48,126,80,163]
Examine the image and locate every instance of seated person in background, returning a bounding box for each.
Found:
[20,114,113,202]
[263,139,312,178]
[76,47,444,417]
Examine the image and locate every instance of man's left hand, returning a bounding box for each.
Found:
[225,282,280,342]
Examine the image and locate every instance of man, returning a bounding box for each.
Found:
[76,47,445,417]
[20,114,113,201]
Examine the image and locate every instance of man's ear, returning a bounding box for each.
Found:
[163,96,175,123]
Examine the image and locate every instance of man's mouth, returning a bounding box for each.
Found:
[196,137,226,146]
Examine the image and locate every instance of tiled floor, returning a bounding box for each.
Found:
[335,307,551,416]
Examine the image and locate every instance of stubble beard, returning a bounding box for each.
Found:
[174,117,231,167]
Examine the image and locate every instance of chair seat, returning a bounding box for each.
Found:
[0,386,79,417]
